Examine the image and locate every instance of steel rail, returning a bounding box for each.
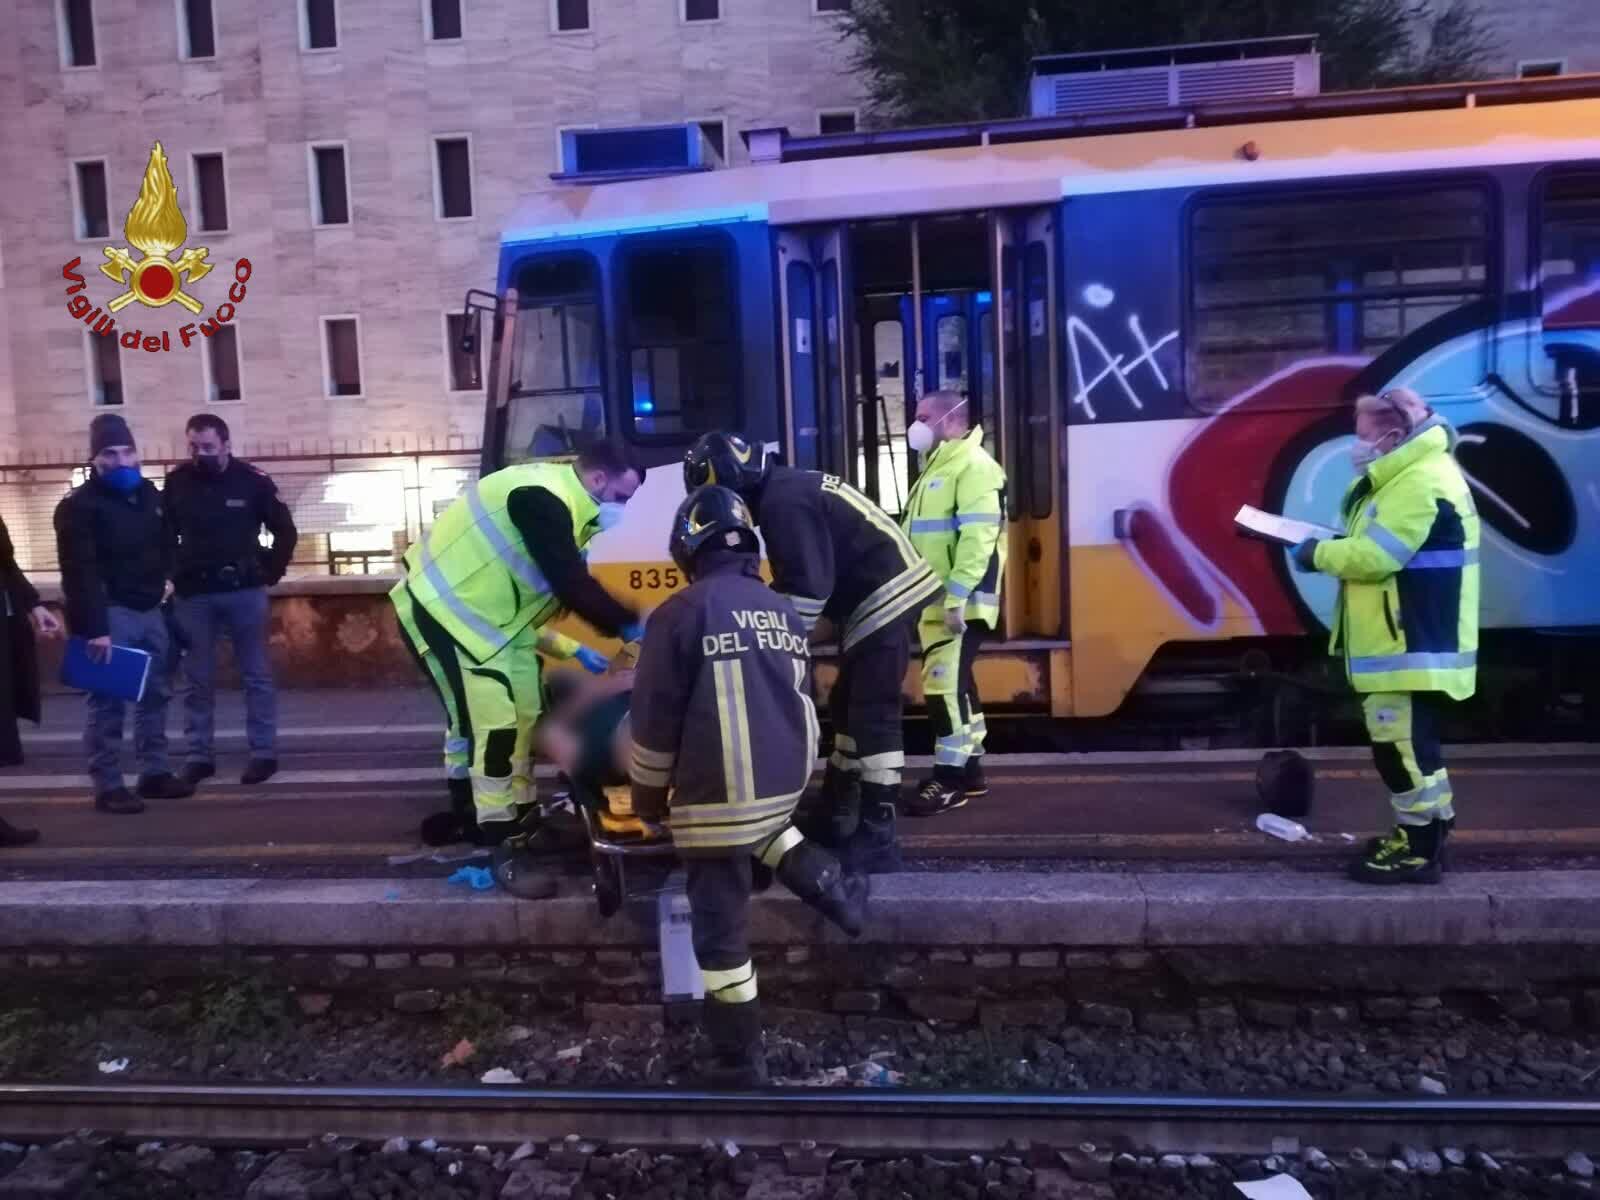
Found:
[1,1084,1598,1156]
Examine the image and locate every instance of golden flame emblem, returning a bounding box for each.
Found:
[98,142,213,313]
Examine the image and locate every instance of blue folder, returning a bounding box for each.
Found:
[60,636,153,702]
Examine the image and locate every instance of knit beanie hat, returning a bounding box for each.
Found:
[90,413,136,456]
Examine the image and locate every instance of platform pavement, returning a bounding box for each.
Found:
[0,870,1594,951]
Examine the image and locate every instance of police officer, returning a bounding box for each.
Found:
[54,414,192,814]
[900,390,1006,816]
[684,434,941,874]
[164,414,298,787]
[391,442,646,880]
[1291,387,1480,884]
[629,486,868,1085]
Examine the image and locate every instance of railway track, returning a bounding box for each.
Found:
[2,1083,1598,1159]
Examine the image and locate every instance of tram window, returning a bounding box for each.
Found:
[1534,171,1600,425]
[621,238,738,440]
[1540,171,1600,299]
[506,254,605,464]
[936,314,968,393]
[1189,186,1491,411]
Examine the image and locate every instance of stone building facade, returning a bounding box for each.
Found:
[0,0,865,463]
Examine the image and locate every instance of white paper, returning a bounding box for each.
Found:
[1235,1174,1315,1200]
[1234,505,1341,548]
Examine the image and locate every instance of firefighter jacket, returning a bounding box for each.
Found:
[902,425,1007,626]
[1313,417,1480,701]
[401,462,599,664]
[628,553,820,855]
[753,465,941,653]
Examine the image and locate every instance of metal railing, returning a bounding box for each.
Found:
[0,440,480,578]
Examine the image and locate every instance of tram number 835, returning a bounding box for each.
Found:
[628,567,682,590]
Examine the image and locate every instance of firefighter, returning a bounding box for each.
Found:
[684,434,942,874]
[1291,387,1480,884]
[390,443,646,889]
[899,390,1007,816]
[629,485,868,1085]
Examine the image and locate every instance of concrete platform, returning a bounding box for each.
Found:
[0,869,1594,951]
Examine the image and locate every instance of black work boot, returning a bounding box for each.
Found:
[137,772,196,800]
[1362,816,1456,868]
[775,840,870,938]
[419,777,478,846]
[240,758,278,785]
[179,762,215,787]
[699,998,768,1088]
[95,787,146,815]
[826,766,862,845]
[905,769,967,818]
[1349,819,1447,885]
[838,785,903,874]
[962,756,989,798]
[0,816,40,848]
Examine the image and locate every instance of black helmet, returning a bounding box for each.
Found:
[670,485,759,578]
[683,432,767,496]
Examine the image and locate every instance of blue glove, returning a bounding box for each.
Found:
[574,646,609,675]
[619,620,646,644]
[1291,538,1321,573]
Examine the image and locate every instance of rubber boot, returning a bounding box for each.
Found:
[827,766,862,845]
[699,998,768,1087]
[837,784,903,875]
[775,840,869,937]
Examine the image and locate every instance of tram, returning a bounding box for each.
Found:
[472,73,1600,733]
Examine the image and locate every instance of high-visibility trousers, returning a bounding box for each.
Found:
[1362,692,1455,827]
[918,610,988,775]
[392,582,544,829]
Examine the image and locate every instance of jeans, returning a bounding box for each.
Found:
[85,605,172,793]
[175,587,276,763]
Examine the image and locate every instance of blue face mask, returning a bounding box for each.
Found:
[595,501,627,532]
[100,465,142,493]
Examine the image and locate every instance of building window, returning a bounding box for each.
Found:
[321,317,363,397]
[695,119,727,163]
[445,311,482,391]
[682,0,718,22]
[814,0,849,11]
[179,0,215,58]
[309,143,350,226]
[302,0,337,50]
[205,324,243,403]
[553,0,588,32]
[433,136,474,220]
[818,109,858,135]
[192,153,228,232]
[507,255,605,461]
[621,237,738,439]
[1188,184,1492,410]
[60,0,97,67]
[426,0,462,40]
[86,331,123,407]
[73,160,109,240]
[1519,59,1565,79]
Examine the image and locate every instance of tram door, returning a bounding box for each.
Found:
[777,227,853,477]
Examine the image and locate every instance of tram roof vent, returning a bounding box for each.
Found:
[552,123,719,184]
[1030,35,1320,118]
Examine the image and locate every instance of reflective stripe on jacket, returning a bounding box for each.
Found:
[1314,418,1480,701]
[902,425,1007,626]
[402,462,598,664]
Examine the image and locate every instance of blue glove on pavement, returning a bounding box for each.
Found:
[619,620,646,644]
[1291,538,1321,573]
[574,646,609,675]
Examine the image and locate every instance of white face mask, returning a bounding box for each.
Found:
[907,398,967,454]
[595,501,627,531]
[1350,434,1397,470]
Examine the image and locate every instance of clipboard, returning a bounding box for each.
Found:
[60,636,153,702]
[1234,505,1341,548]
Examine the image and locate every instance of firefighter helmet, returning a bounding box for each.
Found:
[670,485,759,578]
[683,432,768,496]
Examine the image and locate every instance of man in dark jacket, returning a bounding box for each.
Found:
[685,433,941,874]
[630,486,867,1085]
[164,414,298,786]
[54,414,193,814]
[2,512,63,845]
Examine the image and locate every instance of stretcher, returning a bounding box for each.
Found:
[576,783,678,919]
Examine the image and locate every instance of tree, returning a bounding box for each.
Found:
[837,0,1495,128]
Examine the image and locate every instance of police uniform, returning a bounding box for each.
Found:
[391,462,637,839]
[901,425,1006,813]
[164,457,297,779]
[629,487,863,1084]
[1306,415,1480,883]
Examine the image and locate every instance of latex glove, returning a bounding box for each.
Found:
[1291,538,1322,574]
[574,646,609,675]
[28,606,64,640]
[619,620,646,644]
[943,605,968,635]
